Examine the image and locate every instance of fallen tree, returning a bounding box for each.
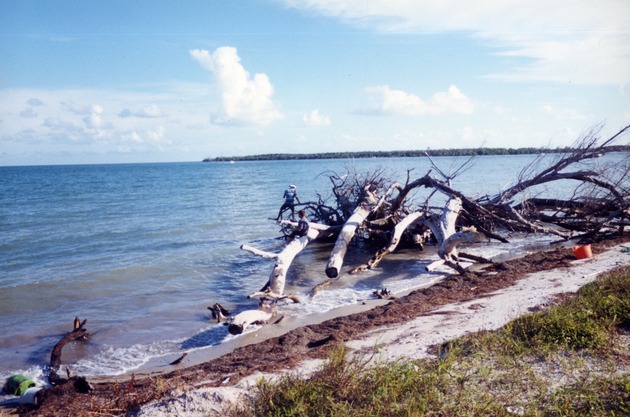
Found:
[219,221,338,335]
[316,124,629,276]
[224,124,629,330]
[243,221,333,298]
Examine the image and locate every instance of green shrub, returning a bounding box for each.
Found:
[506,305,608,351]
[505,266,630,352]
[577,267,630,328]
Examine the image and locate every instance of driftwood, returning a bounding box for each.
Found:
[344,124,627,275]
[229,124,628,333]
[350,211,427,274]
[300,126,625,277]
[423,197,485,273]
[47,317,93,394]
[48,318,89,385]
[226,306,274,335]
[325,185,381,278]
[218,220,333,335]
[208,300,280,335]
[242,220,329,297]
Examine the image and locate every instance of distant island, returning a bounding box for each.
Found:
[203,145,629,162]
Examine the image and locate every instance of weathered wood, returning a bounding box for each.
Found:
[48,318,90,386]
[325,206,371,278]
[492,124,629,206]
[308,278,335,298]
[208,303,230,322]
[229,221,331,336]
[459,251,493,264]
[350,211,425,274]
[419,197,485,273]
[227,308,274,335]
[240,245,278,259]
[439,229,485,261]
[239,124,628,317]
[244,225,322,298]
[325,187,380,278]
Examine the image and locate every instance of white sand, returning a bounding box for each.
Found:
[137,243,630,417]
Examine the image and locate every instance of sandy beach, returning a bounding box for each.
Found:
[133,240,630,417]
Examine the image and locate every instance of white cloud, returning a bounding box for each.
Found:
[362,84,475,116]
[146,126,168,143]
[119,104,163,118]
[83,105,105,129]
[122,126,169,145]
[281,0,630,85]
[0,87,200,157]
[190,46,284,126]
[302,109,331,126]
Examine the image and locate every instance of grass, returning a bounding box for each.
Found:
[227,266,630,417]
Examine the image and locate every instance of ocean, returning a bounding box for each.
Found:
[0,154,623,384]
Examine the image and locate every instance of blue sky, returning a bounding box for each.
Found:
[1,0,629,166]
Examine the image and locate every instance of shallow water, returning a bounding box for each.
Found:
[0,153,624,384]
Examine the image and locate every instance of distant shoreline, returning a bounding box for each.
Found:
[202,145,629,162]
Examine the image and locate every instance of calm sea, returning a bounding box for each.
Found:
[0,154,623,383]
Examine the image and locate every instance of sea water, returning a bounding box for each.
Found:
[0,154,624,383]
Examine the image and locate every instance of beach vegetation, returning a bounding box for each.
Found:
[203,144,630,162]
[503,267,630,354]
[228,266,630,417]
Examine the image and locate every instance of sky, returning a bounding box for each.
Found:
[1,0,629,166]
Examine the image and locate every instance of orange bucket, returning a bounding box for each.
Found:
[572,244,593,259]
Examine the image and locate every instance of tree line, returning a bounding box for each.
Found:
[203,145,628,162]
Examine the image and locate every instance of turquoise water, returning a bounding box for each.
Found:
[0,154,623,381]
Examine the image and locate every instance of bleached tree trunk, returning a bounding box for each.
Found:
[242,225,322,298]
[425,196,484,273]
[227,308,274,335]
[325,187,382,278]
[229,224,330,334]
[325,206,371,278]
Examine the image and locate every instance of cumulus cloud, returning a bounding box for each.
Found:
[302,109,331,126]
[362,85,475,116]
[83,104,105,129]
[281,0,630,85]
[190,46,284,126]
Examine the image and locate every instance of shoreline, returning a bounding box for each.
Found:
[130,235,561,379]
[123,295,398,381]
[137,241,630,416]
[10,237,630,416]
